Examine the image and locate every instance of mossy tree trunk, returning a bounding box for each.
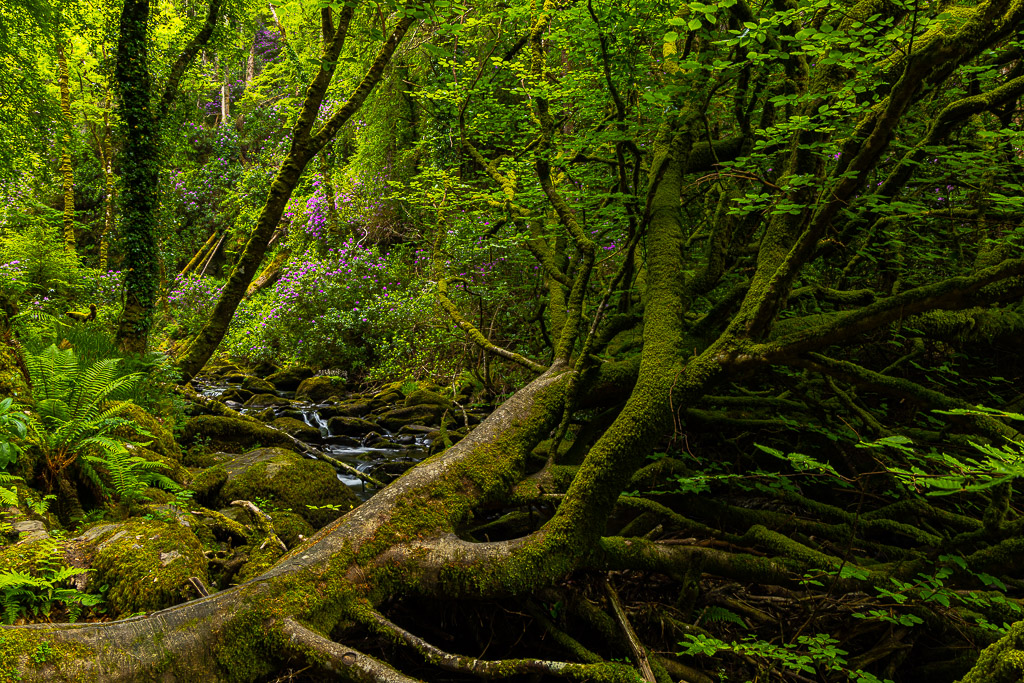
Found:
[56,28,76,253]
[113,0,224,353]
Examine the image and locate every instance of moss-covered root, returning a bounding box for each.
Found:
[355,608,645,682]
[958,619,1024,683]
[278,618,423,682]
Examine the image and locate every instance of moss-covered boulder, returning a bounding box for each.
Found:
[181,415,293,453]
[116,403,181,460]
[372,388,404,405]
[295,376,348,402]
[377,404,447,431]
[87,518,208,616]
[240,376,276,394]
[271,417,321,442]
[403,389,453,409]
[269,511,313,547]
[218,388,254,404]
[266,366,314,392]
[319,400,373,419]
[243,393,293,408]
[189,466,229,504]
[326,416,378,437]
[215,447,359,527]
[208,363,242,377]
[0,536,54,574]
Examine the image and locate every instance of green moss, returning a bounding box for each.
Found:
[189,466,228,504]
[269,511,313,547]
[217,447,359,528]
[180,416,293,453]
[116,403,181,460]
[90,517,208,616]
[0,538,54,574]
[960,619,1024,683]
[0,631,95,683]
[213,607,280,683]
[294,376,348,402]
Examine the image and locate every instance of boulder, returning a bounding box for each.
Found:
[209,364,242,377]
[240,376,276,394]
[397,424,436,436]
[271,416,321,442]
[324,435,361,448]
[377,404,447,431]
[218,388,254,403]
[269,511,313,547]
[215,447,359,528]
[372,390,403,405]
[295,376,348,402]
[265,366,314,392]
[86,517,208,616]
[403,390,453,409]
[180,415,294,453]
[116,403,181,460]
[326,416,378,437]
[319,400,373,419]
[243,393,293,407]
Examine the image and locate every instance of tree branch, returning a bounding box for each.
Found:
[436,278,548,373]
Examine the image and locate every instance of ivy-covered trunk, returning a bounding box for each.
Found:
[112,0,223,353]
[112,0,158,354]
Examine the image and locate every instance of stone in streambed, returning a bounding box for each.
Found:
[271,416,321,442]
[326,416,378,437]
[181,415,294,453]
[214,447,359,528]
[265,366,315,392]
[295,376,348,402]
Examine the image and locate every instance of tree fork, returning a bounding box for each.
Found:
[177,7,415,381]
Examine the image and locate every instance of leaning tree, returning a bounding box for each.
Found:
[6,0,1024,680]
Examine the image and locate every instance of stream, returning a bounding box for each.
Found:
[193,378,431,500]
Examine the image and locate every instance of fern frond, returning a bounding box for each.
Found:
[0,571,50,591]
[703,605,747,627]
[77,454,109,496]
[49,566,90,583]
[0,486,18,506]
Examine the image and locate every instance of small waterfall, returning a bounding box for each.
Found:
[302,408,330,438]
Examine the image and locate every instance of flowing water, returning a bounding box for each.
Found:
[193,379,430,500]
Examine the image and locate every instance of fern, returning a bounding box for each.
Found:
[0,548,101,625]
[19,344,152,506]
[0,486,18,506]
[83,441,179,505]
[702,605,747,627]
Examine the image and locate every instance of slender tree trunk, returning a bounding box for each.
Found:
[57,37,76,252]
[179,229,219,278]
[177,9,415,380]
[97,106,115,271]
[219,55,230,125]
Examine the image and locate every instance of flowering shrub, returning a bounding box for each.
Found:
[167,274,224,337]
[224,241,399,369]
